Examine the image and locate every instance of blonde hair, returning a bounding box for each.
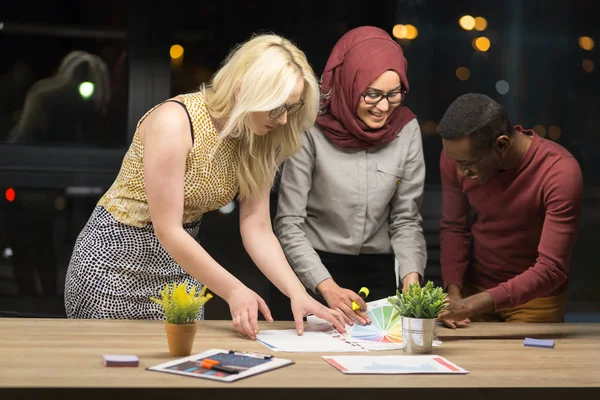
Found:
[202,33,319,201]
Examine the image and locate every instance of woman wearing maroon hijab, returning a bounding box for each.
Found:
[274,26,427,325]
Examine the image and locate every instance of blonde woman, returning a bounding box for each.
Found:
[64,33,345,339]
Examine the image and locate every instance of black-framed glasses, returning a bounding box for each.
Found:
[269,99,305,119]
[360,89,406,105]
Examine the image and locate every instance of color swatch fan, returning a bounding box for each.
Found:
[306,298,442,351]
[345,299,404,350]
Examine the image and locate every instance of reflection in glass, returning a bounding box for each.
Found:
[7,51,111,147]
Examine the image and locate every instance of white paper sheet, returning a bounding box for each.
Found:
[255,329,366,352]
[322,355,468,374]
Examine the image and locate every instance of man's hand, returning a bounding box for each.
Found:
[439,289,495,329]
[442,317,471,329]
[317,278,371,326]
[439,284,471,329]
[401,272,420,292]
[438,296,472,324]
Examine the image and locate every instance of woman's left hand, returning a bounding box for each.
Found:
[402,272,421,291]
[290,293,346,335]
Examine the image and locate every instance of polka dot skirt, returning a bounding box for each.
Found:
[64,206,205,320]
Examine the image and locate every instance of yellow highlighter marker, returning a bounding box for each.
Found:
[351,287,370,311]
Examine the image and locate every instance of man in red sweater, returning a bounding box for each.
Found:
[436,93,583,327]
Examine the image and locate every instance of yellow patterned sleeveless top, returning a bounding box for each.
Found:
[98,92,240,228]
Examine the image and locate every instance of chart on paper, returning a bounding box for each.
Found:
[322,355,468,375]
[346,298,403,344]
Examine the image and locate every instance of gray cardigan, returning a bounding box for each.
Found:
[274,119,427,292]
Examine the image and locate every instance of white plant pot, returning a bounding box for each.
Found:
[402,316,437,354]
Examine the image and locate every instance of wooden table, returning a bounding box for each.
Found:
[1,319,599,400]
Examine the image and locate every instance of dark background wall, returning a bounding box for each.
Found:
[0,0,598,321]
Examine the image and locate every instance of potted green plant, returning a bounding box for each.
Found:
[387,281,448,354]
[151,282,213,357]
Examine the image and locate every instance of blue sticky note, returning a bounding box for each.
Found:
[524,337,554,348]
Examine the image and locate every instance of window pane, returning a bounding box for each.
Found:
[168,0,600,320]
[0,1,128,148]
[168,1,349,97]
[0,185,104,317]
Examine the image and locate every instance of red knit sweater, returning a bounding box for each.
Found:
[440,130,583,310]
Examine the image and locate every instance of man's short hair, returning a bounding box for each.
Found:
[437,93,513,151]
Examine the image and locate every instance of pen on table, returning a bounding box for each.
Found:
[201,359,246,374]
[351,287,370,311]
[228,350,273,359]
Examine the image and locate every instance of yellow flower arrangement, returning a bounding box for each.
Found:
[151,282,213,324]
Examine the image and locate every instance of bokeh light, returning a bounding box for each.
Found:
[495,80,510,95]
[393,24,408,39]
[393,24,417,40]
[533,125,546,137]
[579,36,595,51]
[456,66,470,81]
[5,188,15,202]
[170,44,184,59]
[474,17,487,31]
[404,24,418,39]
[548,126,562,141]
[219,201,236,215]
[78,82,94,98]
[459,15,475,30]
[421,121,438,135]
[473,36,491,52]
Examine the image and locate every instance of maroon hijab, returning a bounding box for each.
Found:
[317,26,416,149]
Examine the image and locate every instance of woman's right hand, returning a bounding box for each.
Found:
[225,285,273,340]
[317,278,371,326]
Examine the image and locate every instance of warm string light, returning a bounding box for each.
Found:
[392,24,418,40]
